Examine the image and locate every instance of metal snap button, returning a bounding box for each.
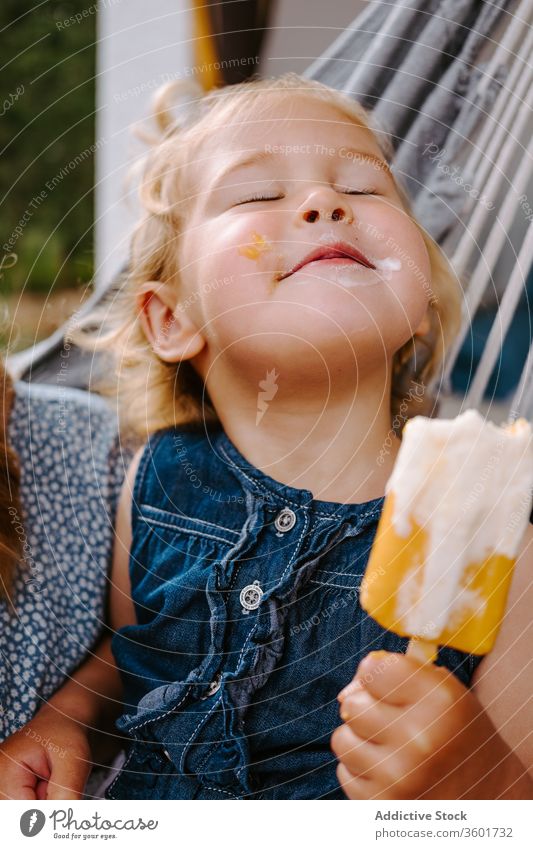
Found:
[239,580,263,613]
[274,507,297,534]
[201,673,222,699]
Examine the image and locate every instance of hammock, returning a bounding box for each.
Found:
[10,0,533,419]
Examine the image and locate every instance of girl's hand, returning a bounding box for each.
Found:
[331,651,521,800]
[0,704,91,800]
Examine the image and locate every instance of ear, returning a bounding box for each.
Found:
[138,284,206,362]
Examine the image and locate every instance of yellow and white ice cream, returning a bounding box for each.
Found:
[361,410,533,658]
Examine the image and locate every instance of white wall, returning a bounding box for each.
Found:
[95,1,193,287]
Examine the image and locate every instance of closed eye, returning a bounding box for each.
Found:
[234,194,283,205]
[339,188,378,196]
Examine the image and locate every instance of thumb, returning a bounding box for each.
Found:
[46,751,91,800]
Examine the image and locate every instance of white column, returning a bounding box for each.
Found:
[95,1,193,288]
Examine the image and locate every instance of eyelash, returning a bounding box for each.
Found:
[234,194,282,205]
[233,188,378,206]
[340,189,377,196]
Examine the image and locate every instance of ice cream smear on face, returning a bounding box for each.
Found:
[361,409,533,652]
[374,256,402,278]
[238,232,272,260]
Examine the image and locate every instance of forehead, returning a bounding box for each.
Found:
[185,93,384,194]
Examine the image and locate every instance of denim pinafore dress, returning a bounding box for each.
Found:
[107,426,483,800]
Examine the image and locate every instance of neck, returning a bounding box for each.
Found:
[206,364,400,504]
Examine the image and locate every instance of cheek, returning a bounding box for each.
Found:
[394,222,432,296]
[198,280,270,347]
[207,216,280,278]
[370,211,431,309]
[181,224,275,308]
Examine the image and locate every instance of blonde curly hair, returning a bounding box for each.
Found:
[85,73,461,437]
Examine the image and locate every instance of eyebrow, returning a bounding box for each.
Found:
[338,147,393,176]
[208,146,393,193]
[208,150,278,193]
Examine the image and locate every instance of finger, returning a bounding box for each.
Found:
[0,781,37,801]
[47,754,91,801]
[336,762,371,800]
[331,723,382,778]
[36,779,49,801]
[337,761,403,801]
[339,687,398,743]
[1,787,37,800]
[0,743,49,776]
[337,676,364,703]
[0,757,46,801]
[356,651,452,706]
[333,726,412,800]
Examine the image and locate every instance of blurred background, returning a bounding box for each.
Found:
[2,0,98,349]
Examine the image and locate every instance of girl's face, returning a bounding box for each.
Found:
[177,95,431,383]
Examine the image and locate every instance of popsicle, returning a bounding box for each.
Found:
[360,410,533,663]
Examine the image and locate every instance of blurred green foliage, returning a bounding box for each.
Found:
[0,1,95,294]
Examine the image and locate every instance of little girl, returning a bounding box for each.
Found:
[1,74,531,800]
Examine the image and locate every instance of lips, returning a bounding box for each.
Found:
[278,241,376,281]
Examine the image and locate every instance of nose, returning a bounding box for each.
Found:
[298,187,354,225]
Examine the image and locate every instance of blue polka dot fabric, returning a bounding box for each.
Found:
[0,381,130,741]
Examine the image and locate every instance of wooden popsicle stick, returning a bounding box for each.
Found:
[406,638,438,665]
